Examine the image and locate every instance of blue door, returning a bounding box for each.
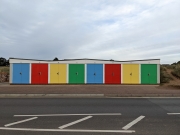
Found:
[13,64,21,84]
[94,64,103,84]
[21,64,30,84]
[13,63,30,84]
[87,64,94,84]
[87,64,103,84]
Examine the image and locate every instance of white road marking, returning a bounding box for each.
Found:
[59,116,92,129]
[4,117,38,127]
[0,127,135,133]
[122,116,145,130]
[167,113,180,115]
[14,113,121,117]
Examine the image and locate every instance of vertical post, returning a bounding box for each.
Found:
[139,64,141,84]
[10,63,12,84]
[29,63,31,84]
[66,64,69,84]
[103,64,105,84]
[85,64,87,84]
[121,64,123,84]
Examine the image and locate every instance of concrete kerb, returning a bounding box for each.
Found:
[0,94,104,98]
[0,94,180,98]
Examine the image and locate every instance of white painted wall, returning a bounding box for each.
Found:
[10,58,160,64]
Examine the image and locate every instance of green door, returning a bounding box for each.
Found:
[141,64,157,84]
[69,64,84,84]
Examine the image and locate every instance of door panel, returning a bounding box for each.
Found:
[31,64,40,84]
[94,64,103,84]
[141,64,149,84]
[112,64,121,84]
[58,64,67,83]
[131,64,139,84]
[76,64,84,84]
[123,64,131,84]
[149,64,157,84]
[141,64,157,84]
[50,64,59,83]
[21,64,30,84]
[87,64,95,84]
[69,64,77,84]
[12,64,21,84]
[39,64,48,84]
[105,64,113,84]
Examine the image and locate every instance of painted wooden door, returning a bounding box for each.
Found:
[105,64,121,84]
[39,64,48,84]
[87,64,103,84]
[13,63,21,84]
[69,64,84,84]
[112,64,121,84]
[21,64,30,84]
[105,64,113,84]
[50,64,59,83]
[87,64,94,84]
[123,64,139,84]
[94,64,103,84]
[131,64,139,84]
[123,64,131,84]
[69,64,77,84]
[31,64,48,84]
[141,64,157,84]
[13,63,29,84]
[58,64,67,83]
[76,64,84,84]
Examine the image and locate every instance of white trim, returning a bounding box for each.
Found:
[121,64,123,84]
[67,64,69,83]
[139,64,141,84]
[157,64,160,84]
[48,64,50,84]
[85,64,87,84]
[10,63,12,83]
[103,64,105,84]
[29,64,31,84]
[10,59,160,64]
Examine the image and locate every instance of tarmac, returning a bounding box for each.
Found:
[0,82,180,98]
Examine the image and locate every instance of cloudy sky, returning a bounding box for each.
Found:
[0,0,180,64]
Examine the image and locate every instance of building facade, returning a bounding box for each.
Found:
[9,58,160,84]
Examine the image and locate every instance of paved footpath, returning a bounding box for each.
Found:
[0,83,180,97]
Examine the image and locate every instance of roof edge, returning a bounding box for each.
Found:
[9,57,160,62]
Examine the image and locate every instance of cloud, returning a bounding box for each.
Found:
[0,0,180,64]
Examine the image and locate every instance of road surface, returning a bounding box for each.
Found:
[0,98,180,135]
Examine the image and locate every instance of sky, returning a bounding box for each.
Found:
[0,0,180,64]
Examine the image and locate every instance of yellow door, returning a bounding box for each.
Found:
[50,64,59,83]
[123,64,131,84]
[58,64,67,83]
[131,64,139,84]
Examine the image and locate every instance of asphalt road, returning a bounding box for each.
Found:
[0,98,180,135]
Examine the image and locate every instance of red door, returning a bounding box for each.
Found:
[105,64,121,84]
[39,64,48,84]
[105,64,113,84]
[112,64,121,84]
[31,64,48,84]
[31,64,40,84]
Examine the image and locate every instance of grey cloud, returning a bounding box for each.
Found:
[0,0,180,64]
